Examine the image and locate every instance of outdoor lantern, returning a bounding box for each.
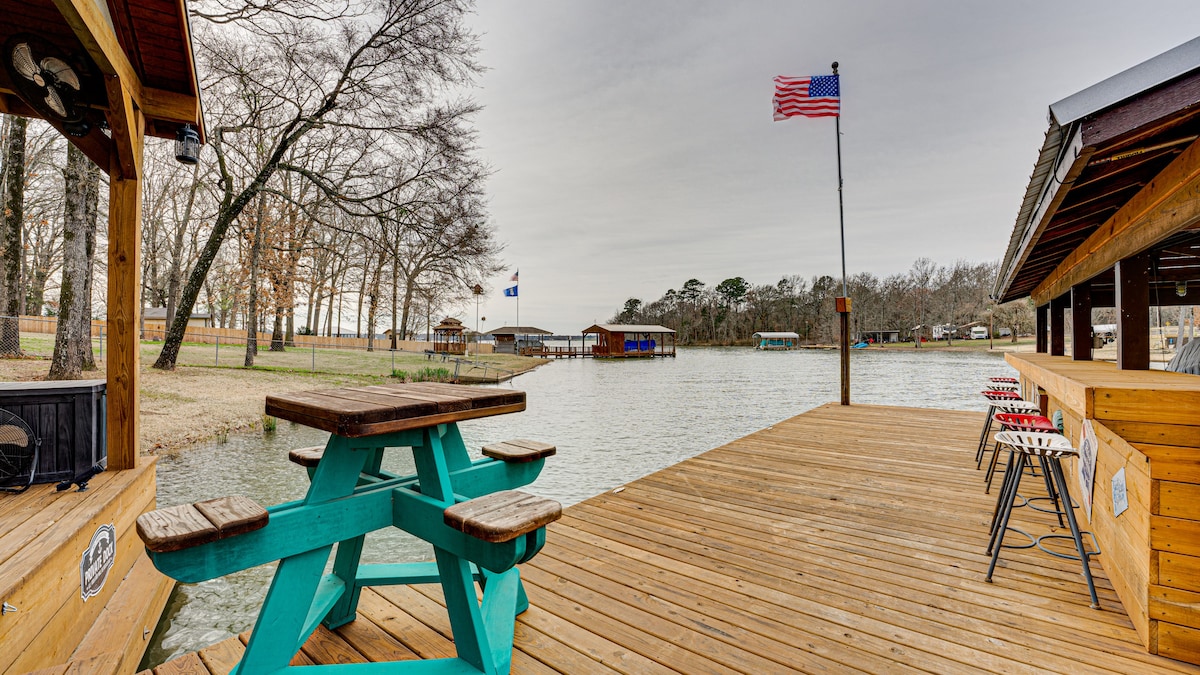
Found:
[1178,281,1188,297]
[174,123,200,164]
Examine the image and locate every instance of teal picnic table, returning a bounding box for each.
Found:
[137,382,560,675]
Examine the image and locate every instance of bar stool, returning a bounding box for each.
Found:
[985,412,1059,493]
[986,430,1100,609]
[978,398,1039,470]
[976,390,1023,468]
[989,376,1018,384]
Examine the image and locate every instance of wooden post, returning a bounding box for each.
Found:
[106,99,143,471]
[1050,295,1067,356]
[1071,282,1093,361]
[1036,304,1049,353]
[837,297,851,406]
[1116,253,1151,370]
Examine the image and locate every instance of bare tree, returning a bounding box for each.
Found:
[49,145,101,378]
[154,0,484,370]
[0,115,26,355]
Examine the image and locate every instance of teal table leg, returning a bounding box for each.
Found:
[413,428,505,673]
[324,445,386,629]
[234,545,335,674]
[324,533,367,629]
[434,546,497,674]
[479,568,523,673]
[233,435,374,673]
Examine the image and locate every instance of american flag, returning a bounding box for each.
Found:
[510,270,519,281]
[773,75,840,120]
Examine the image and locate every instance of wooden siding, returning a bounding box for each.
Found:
[0,459,171,674]
[147,404,1198,673]
[1009,352,1200,662]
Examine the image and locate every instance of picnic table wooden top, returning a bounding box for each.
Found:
[265,382,526,437]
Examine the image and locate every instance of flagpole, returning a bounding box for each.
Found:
[833,61,850,406]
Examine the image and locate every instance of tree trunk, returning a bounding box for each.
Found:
[0,116,26,356]
[399,274,416,342]
[49,144,98,378]
[81,158,99,370]
[166,162,202,329]
[365,248,385,352]
[390,266,399,349]
[244,196,266,366]
[270,311,285,351]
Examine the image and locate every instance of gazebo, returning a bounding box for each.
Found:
[432,317,466,355]
[0,1,204,672]
[994,36,1200,664]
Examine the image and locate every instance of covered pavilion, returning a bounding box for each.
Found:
[995,36,1200,663]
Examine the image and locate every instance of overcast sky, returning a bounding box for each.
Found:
[460,1,1200,335]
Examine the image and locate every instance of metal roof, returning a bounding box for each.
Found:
[995,38,1200,304]
[583,324,677,334]
[1051,36,1200,125]
[485,326,553,336]
[752,331,800,339]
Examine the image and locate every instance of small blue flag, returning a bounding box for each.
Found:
[504,285,518,297]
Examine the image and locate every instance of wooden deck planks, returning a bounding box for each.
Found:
[150,403,1200,674]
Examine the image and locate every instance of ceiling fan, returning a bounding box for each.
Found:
[3,33,95,137]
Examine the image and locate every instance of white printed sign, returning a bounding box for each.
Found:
[1077,419,1098,521]
[1112,467,1129,518]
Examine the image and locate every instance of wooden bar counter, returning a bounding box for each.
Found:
[1007,352,1200,663]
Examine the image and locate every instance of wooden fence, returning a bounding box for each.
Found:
[17,316,493,354]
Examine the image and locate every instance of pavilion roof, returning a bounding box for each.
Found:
[995,36,1200,305]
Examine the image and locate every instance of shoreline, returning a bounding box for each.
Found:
[0,355,547,457]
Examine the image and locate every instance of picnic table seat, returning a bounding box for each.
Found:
[289,439,556,467]
[288,445,325,467]
[443,490,561,543]
[482,439,556,463]
[136,495,268,553]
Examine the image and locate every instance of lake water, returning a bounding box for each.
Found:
[144,346,1014,666]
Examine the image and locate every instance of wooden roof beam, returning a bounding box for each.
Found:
[52,0,144,99]
[1032,137,1200,305]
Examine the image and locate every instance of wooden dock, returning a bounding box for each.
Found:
[144,404,1200,674]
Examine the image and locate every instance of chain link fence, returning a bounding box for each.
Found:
[6,315,519,383]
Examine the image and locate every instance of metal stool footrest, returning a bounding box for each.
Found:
[1025,494,1077,515]
[999,526,1036,550]
[1036,531,1101,561]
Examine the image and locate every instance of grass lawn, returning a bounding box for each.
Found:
[4,332,548,453]
[872,337,1036,352]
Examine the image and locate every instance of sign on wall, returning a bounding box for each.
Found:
[1077,419,1099,521]
[80,523,116,601]
[1112,467,1129,518]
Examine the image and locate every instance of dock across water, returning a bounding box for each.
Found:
[144,403,1198,674]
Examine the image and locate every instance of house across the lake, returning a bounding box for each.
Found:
[142,307,212,331]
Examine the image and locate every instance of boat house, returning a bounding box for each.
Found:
[0,0,204,672]
[860,329,901,344]
[583,324,676,357]
[752,331,800,350]
[486,325,552,354]
[432,317,467,355]
[994,36,1200,664]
